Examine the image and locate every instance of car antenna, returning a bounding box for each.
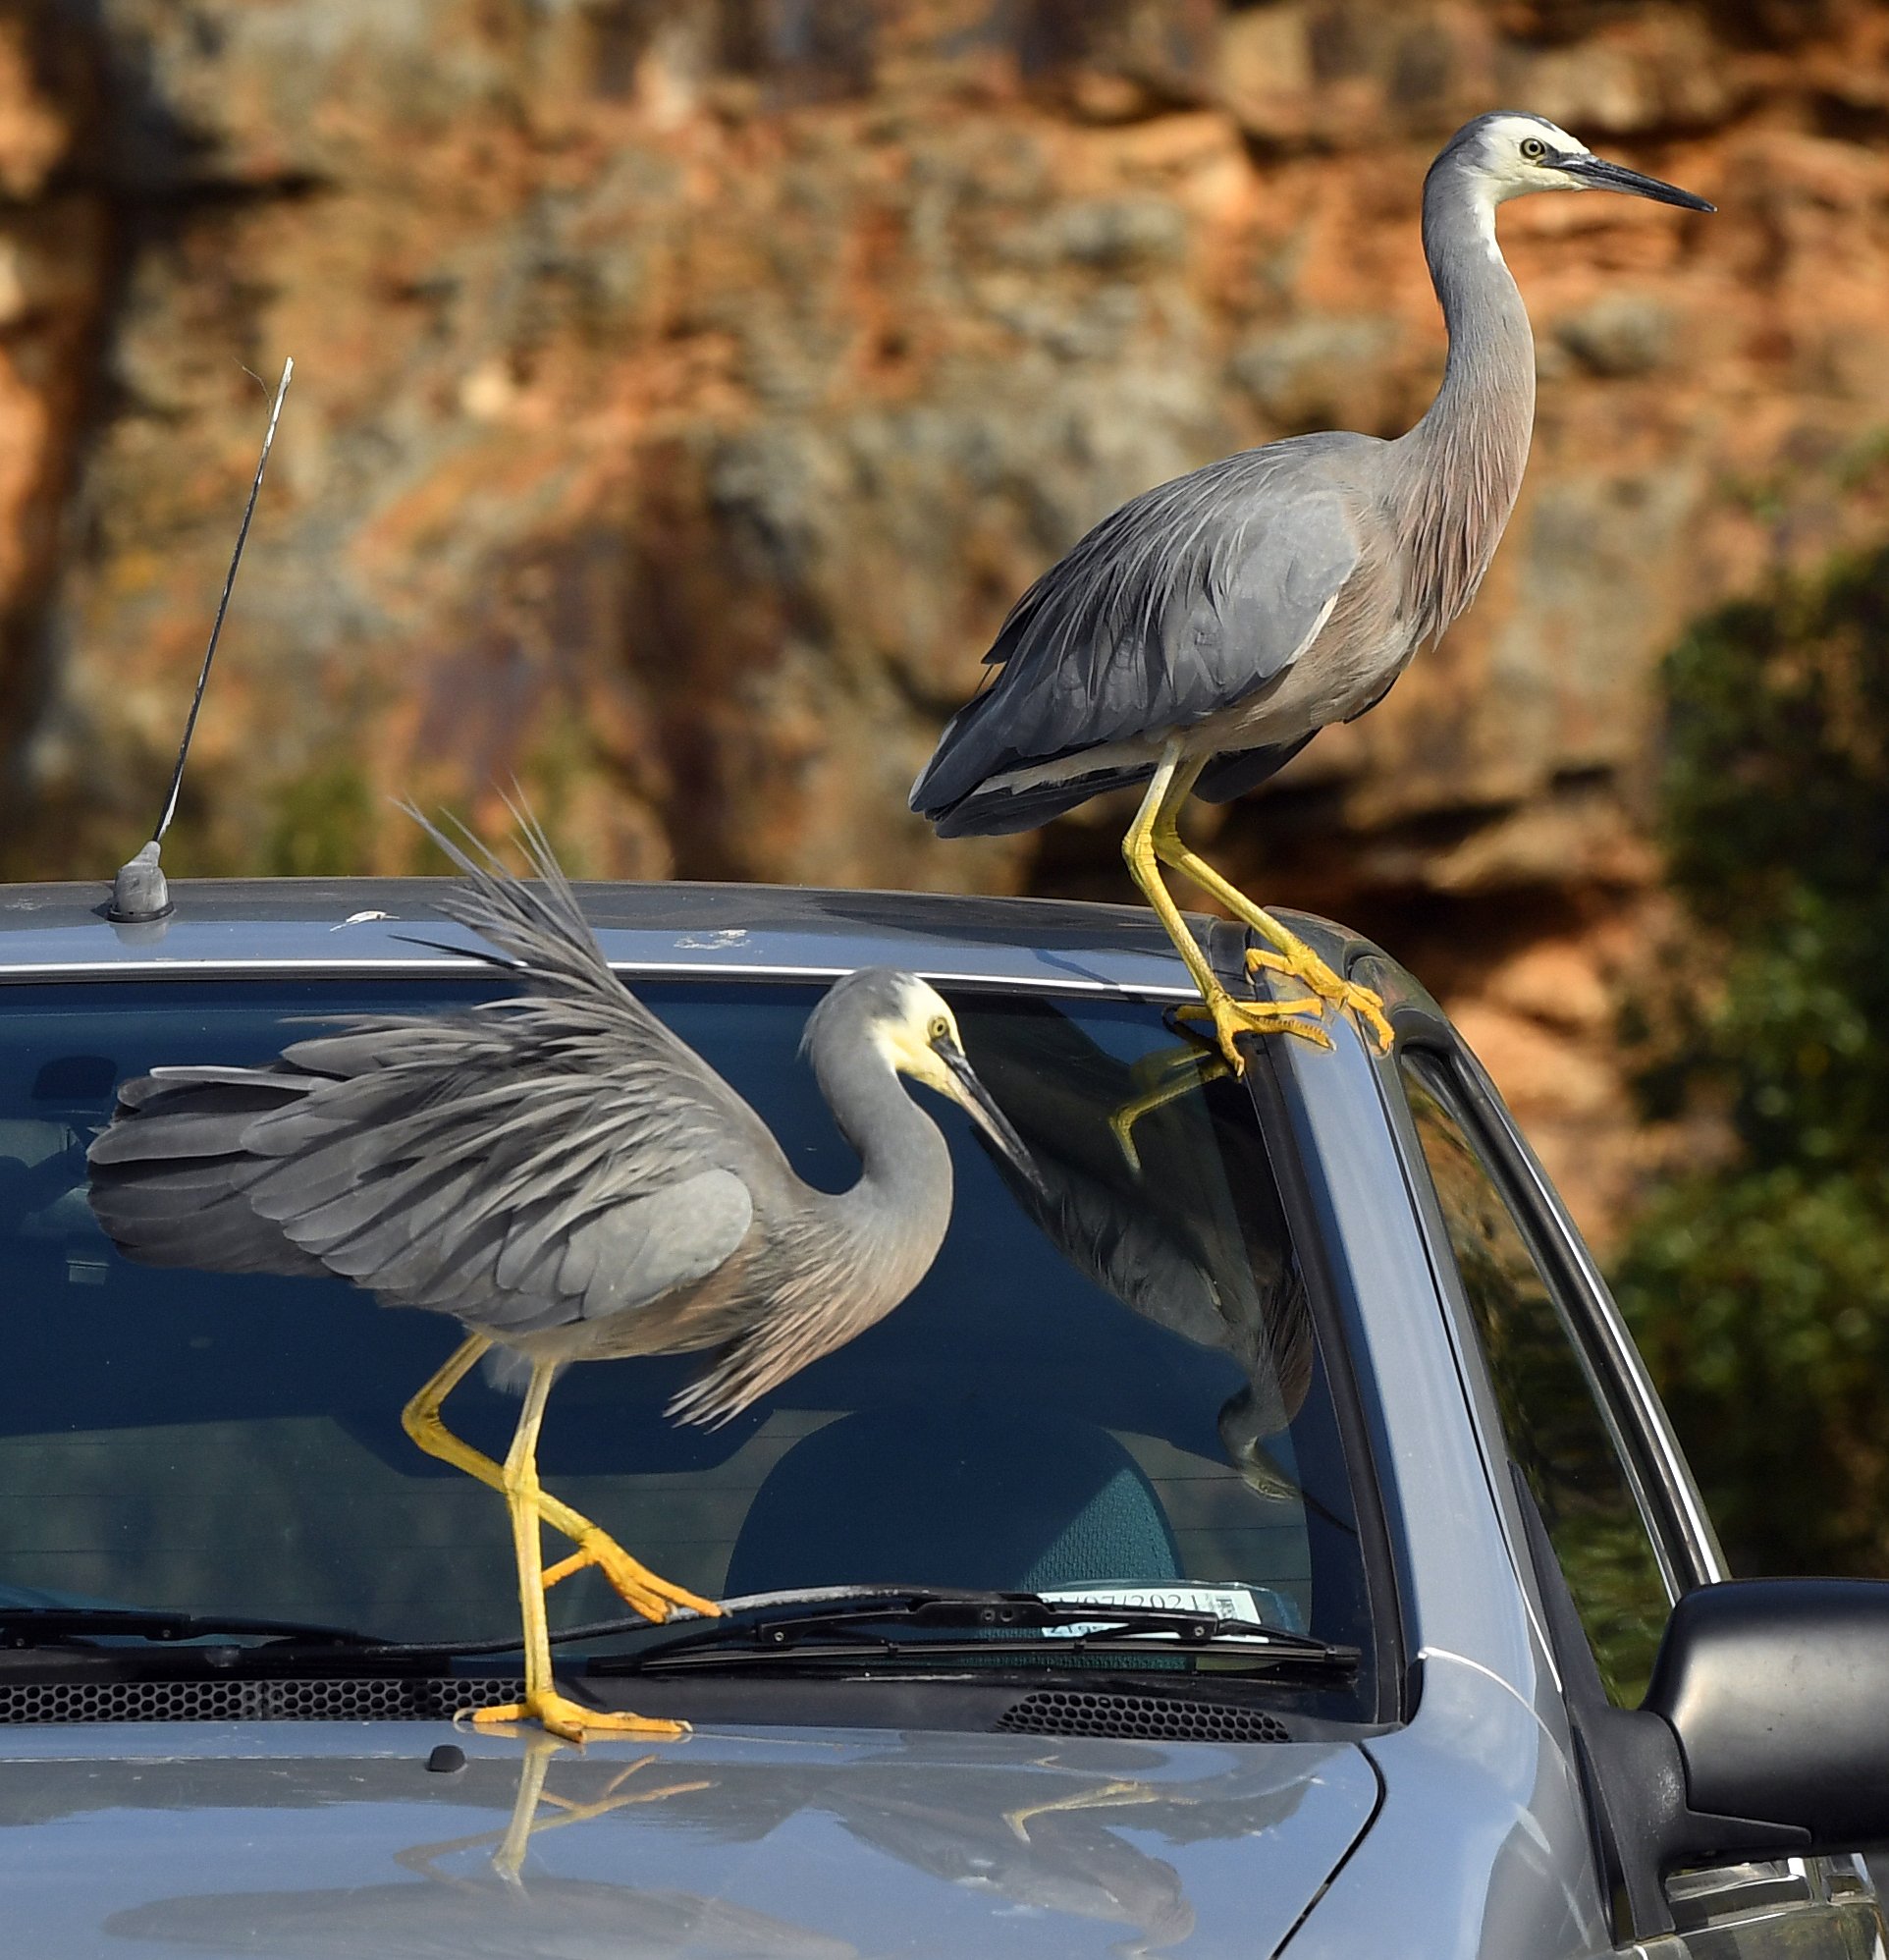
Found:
[107,356,294,923]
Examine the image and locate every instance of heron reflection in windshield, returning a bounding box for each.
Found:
[952,999,1311,1506]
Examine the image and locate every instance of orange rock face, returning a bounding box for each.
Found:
[4,1,1888,1242]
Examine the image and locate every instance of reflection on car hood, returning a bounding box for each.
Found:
[0,1722,1377,1959]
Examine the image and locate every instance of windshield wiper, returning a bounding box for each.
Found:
[0,1591,1360,1678]
[585,1588,1358,1677]
[0,1607,394,1652]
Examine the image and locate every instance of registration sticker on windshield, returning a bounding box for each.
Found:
[1037,1583,1303,1636]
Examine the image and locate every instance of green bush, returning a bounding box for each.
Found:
[264,761,374,878]
[1614,545,1889,1577]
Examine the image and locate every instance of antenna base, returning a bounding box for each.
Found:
[108,841,174,924]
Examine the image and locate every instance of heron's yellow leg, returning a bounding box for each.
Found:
[470,1361,689,1744]
[1122,743,1328,1075]
[490,1732,559,1885]
[395,1740,711,1887]
[1149,812,1393,1055]
[403,1336,719,1624]
[1107,1040,1229,1173]
[477,1739,713,1884]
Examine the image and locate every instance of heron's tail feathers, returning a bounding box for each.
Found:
[908,681,1007,819]
[930,769,1153,838]
[917,750,1158,839]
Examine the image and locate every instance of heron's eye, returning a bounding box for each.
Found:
[1520,136,1545,161]
[927,1014,950,1043]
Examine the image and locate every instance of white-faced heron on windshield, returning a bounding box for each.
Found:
[86,815,1041,1743]
[911,113,1713,1066]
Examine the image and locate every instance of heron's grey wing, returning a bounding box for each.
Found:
[89,1048,760,1336]
[910,445,1364,826]
[86,1065,340,1278]
[89,816,783,1334]
[998,1144,1229,1344]
[1197,616,1409,804]
[952,997,1313,1417]
[91,1060,759,1320]
[951,1002,1264,1334]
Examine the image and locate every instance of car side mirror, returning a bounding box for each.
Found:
[1643,1578,1889,1856]
[1513,1472,1889,1941]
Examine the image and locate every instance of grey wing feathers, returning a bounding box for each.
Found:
[910,442,1362,829]
[88,812,775,1334]
[85,1066,337,1279]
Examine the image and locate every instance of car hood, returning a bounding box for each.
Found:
[0,1721,1378,1959]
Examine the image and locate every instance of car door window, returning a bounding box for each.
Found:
[1400,1057,1673,1705]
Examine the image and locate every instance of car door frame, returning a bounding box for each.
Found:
[1362,976,1880,1955]
[1231,924,1613,1958]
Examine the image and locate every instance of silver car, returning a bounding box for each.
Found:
[0,876,1884,1958]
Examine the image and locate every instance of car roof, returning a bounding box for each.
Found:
[0,876,1390,1003]
[0,876,1246,997]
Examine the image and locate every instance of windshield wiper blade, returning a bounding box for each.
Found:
[586,1588,1358,1676]
[0,1607,393,1652]
[618,1632,1360,1677]
[743,1590,1337,1645]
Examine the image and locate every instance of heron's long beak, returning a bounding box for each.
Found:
[934,1036,1049,1196]
[1552,152,1714,213]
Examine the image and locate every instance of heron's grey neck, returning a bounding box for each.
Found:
[810,1034,954,1314]
[1389,154,1536,642]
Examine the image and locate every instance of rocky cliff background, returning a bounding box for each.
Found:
[3,0,1888,1245]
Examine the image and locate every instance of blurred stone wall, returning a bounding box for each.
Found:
[3,0,1889,1237]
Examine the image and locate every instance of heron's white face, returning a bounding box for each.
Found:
[1475,114,1592,203]
[871,977,966,1097]
[1459,112,1712,227]
[869,975,1044,1191]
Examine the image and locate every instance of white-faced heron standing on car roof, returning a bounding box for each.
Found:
[86,813,1042,1744]
[911,112,1713,1066]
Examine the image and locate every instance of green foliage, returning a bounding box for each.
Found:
[1614,544,1889,1577]
[1410,1073,1670,1699]
[263,761,374,878]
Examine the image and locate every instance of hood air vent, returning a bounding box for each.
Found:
[997,1688,1289,1743]
[0,1676,524,1724]
[2,1676,1289,1738]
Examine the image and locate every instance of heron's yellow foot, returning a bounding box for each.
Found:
[540,1527,721,1623]
[1226,1438,1303,1506]
[537,1760,714,1824]
[483,1742,712,1883]
[1172,985,1331,1074]
[470,1689,689,1745]
[1246,947,1393,1054]
[1108,1041,1226,1172]
[1004,1780,1161,1843]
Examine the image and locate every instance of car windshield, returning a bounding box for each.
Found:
[0,976,1374,1691]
